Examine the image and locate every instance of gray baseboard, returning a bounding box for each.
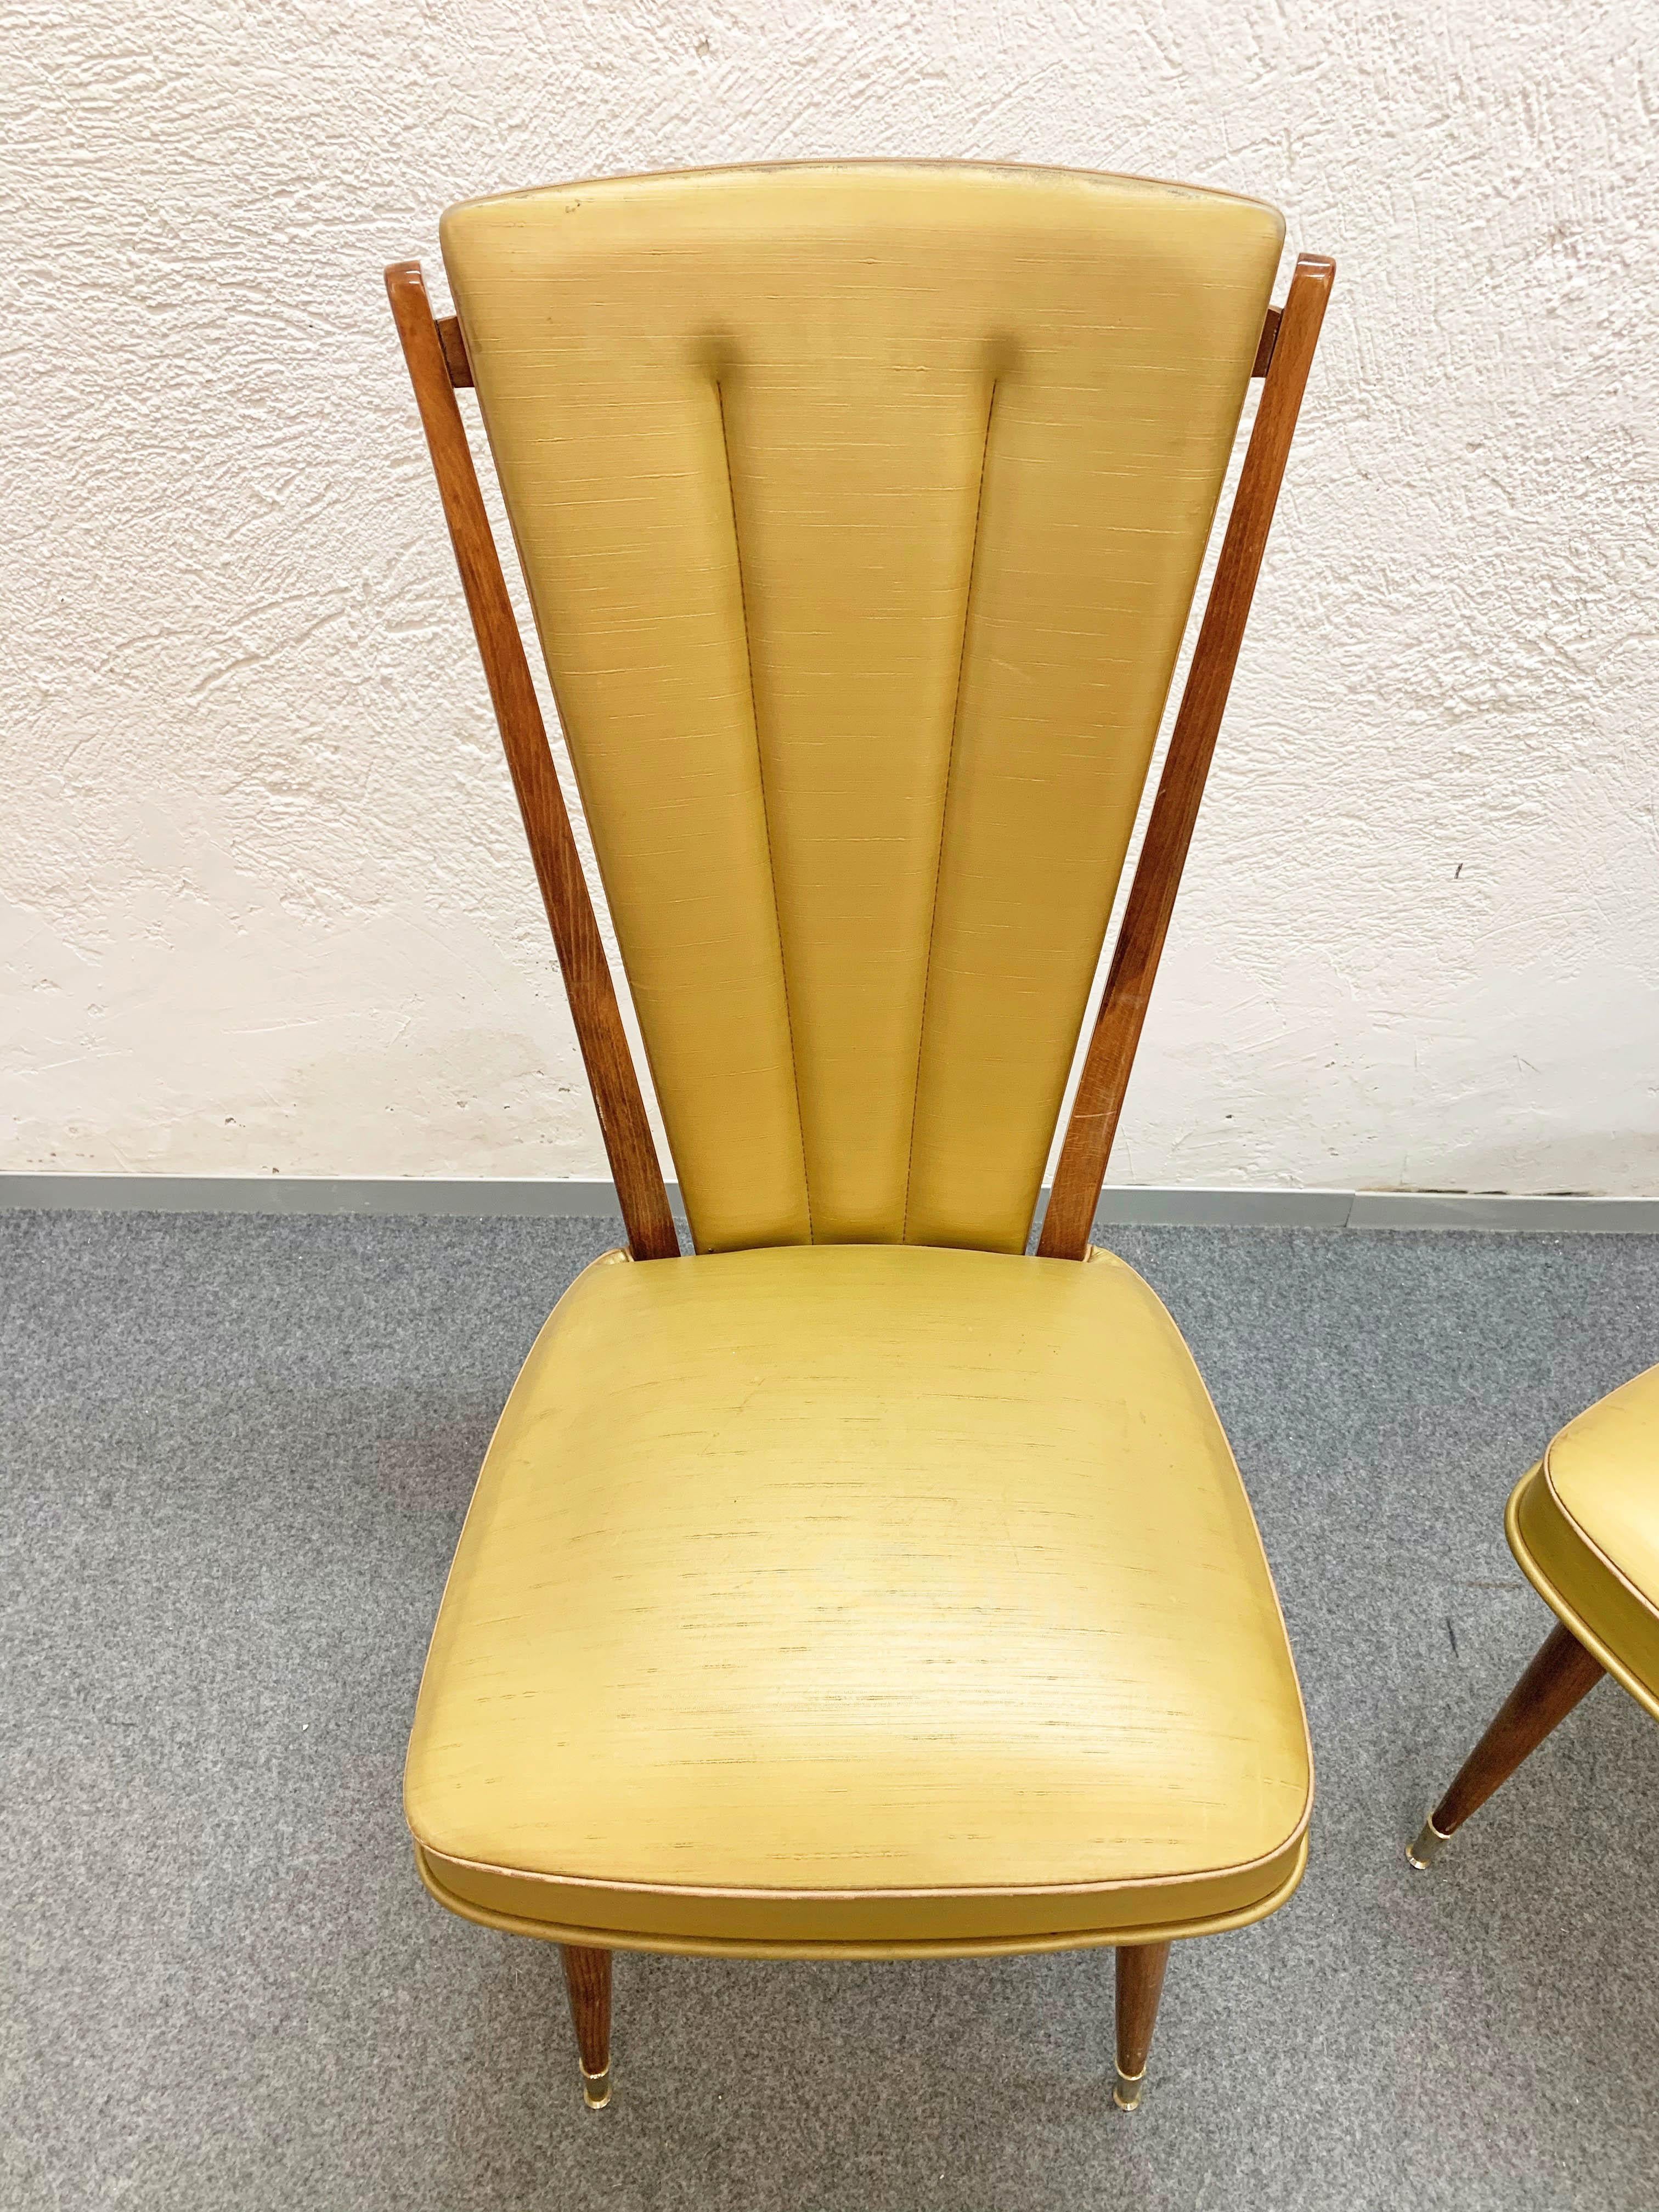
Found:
[1342,1190,1659,1231]
[0,1175,636,1219]
[1,1174,1655,1232]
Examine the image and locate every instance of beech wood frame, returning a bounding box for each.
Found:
[385,263,679,1262]
[386,250,1332,1266]
[385,236,1334,2108]
[1039,256,1332,1253]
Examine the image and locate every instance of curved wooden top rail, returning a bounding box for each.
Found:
[385,260,679,1262]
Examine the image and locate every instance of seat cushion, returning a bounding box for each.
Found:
[405,1243,1311,1956]
[1508,1363,1659,1721]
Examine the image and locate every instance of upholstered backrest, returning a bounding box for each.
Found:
[441,163,1283,1254]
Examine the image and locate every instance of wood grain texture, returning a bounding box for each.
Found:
[1251,303,1281,377]
[560,1943,612,2075]
[1116,1940,1171,2079]
[1039,253,1335,1261]
[1431,1620,1605,1836]
[436,313,473,386]
[383,261,678,1262]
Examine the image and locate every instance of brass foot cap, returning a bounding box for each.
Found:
[1113,2064,1146,2113]
[1406,1816,1451,1872]
[581,2063,612,2111]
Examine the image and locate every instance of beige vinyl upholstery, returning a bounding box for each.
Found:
[440,162,1283,1256]
[1508,1363,1659,1722]
[405,1245,1311,1957]
[408,163,1311,1964]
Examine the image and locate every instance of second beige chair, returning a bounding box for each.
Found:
[1411,1364,1659,1873]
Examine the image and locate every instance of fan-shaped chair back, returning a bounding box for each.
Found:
[437,165,1286,1253]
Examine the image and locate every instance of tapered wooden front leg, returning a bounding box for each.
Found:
[1114,1941,1171,2111]
[560,1944,613,2108]
[1408,1621,1606,1869]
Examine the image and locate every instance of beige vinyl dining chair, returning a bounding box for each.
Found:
[383,160,1333,2117]
[1409,1364,1659,1873]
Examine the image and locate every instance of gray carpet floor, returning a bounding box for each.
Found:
[3,1211,1657,2211]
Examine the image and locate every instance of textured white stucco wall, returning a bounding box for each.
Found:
[4,1,1656,1192]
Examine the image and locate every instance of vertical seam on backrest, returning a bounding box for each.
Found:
[715,376,814,1241]
[900,375,1000,1244]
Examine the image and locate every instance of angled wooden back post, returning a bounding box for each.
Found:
[1039,252,1333,1256]
[385,261,679,1262]
[386,217,1331,1268]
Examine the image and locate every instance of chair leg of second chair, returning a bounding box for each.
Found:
[560,1944,613,2109]
[1409,1620,1606,1869]
[1113,1941,1172,2111]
